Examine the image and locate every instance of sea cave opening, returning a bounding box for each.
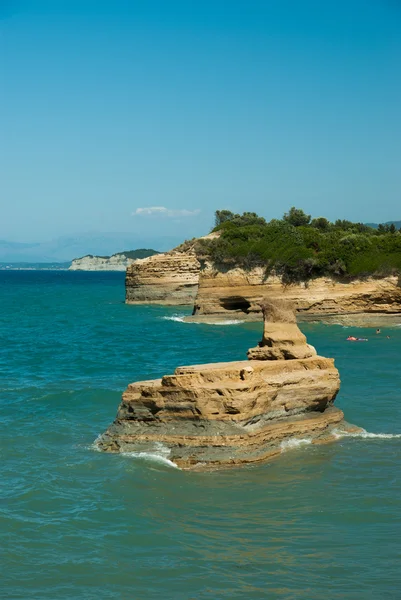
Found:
[219,296,251,313]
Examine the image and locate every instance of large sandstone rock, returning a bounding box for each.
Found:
[192,263,401,320]
[98,300,359,469]
[125,251,200,305]
[124,239,401,321]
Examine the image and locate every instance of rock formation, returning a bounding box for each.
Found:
[125,251,200,304]
[191,263,401,321]
[97,299,359,469]
[123,240,401,321]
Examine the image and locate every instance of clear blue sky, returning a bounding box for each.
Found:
[1,0,401,243]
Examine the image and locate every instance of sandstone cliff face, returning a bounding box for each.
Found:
[125,251,200,305]
[97,300,358,469]
[192,263,401,319]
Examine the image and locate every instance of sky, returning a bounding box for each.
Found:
[1,0,401,243]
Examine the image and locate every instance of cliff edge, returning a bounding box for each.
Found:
[125,251,200,305]
[191,264,401,321]
[97,299,359,469]
[124,239,401,321]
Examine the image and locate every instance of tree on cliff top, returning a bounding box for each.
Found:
[214,210,237,227]
[214,210,267,229]
[283,207,311,227]
[204,206,401,282]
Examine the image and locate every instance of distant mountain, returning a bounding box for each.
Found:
[365,221,401,229]
[0,233,182,262]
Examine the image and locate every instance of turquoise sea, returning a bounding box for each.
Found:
[1,271,401,599]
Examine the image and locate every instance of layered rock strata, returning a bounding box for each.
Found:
[124,241,401,319]
[192,264,401,320]
[125,251,200,305]
[98,300,358,469]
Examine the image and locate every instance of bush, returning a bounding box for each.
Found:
[203,208,401,282]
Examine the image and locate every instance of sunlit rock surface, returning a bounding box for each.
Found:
[98,300,359,469]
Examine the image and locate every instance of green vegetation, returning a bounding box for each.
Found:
[116,249,159,259]
[82,249,159,260]
[199,208,401,283]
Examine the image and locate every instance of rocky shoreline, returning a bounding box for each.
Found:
[183,311,401,327]
[97,300,360,469]
[124,245,401,324]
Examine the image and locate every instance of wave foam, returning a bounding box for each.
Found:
[332,429,401,440]
[162,315,185,322]
[161,315,245,325]
[280,438,312,451]
[121,442,179,469]
[210,320,246,325]
[121,451,179,468]
[91,438,179,468]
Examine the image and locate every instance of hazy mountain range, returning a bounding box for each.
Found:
[365,221,401,230]
[0,233,183,263]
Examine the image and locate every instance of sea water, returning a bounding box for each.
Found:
[1,271,400,599]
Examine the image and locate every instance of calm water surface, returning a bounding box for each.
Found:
[1,271,400,599]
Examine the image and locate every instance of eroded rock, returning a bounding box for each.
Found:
[98,299,360,469]
[125,251,200,305]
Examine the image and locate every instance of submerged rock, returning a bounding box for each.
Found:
[98,299,360,469]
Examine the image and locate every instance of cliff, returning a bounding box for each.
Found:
[69,249,158,271]
[97,300,359,469]
[69,254,134,271]
[123,238,401,320]
[192,263,401,321]
[125,251,200,304]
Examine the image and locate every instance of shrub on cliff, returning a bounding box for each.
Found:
[283,207,311,227]
[208,209,401,281]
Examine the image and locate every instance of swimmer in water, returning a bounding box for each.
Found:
[376,328,381,334]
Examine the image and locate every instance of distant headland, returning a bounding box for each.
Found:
[69,249,159,271]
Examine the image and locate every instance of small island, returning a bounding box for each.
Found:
[97,299,360,469]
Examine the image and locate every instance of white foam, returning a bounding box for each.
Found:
[161,315,245,325]
[209,320,246,325]
[332,428,401,440]
[162,315,185,322]
[91,438,179,468]
[122,442,179,469]
[91,435,103,451]
[121,451,179,468]
[280,438,312,451]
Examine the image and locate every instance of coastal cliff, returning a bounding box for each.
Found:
[70,254,134,271]
[192,264,401,321]
[124,243,401,321]
[97,300,359,469]
[70,249,158,271]
[125,251,200,305]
